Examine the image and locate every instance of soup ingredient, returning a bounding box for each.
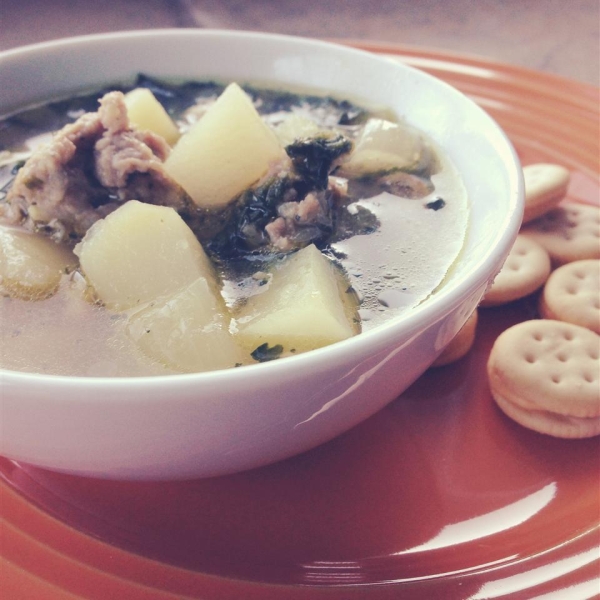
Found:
[208,131,354,256]
[251,343,284,362]
[75,200,216,311]
[1,91,190,242]
[127,277,245,373]
[212,171,349,257]
[164,83,286,209]
[338,118,433,178]
[273,114,322,147]
[235,244,358,354]
[285,134,353,190]
[0,226,76,300]
[124,88,180,145]
[263,188,335,252]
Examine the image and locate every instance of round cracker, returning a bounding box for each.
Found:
[487,320,600,438]
[481,235,551,307]
[492,391,600,439]
[521,201,600,266]
[539,259,600,333]
[432,309,478,366]
[522,163,570,224]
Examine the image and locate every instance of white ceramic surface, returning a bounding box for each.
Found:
[0,30,523,480]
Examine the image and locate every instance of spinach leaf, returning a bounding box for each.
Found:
[251,343,284,362]
[208,175,292,257]
[285,134,352,190]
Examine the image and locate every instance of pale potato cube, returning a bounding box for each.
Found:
[164,83,286,209]
[127,277,247,373]
[235,244,358,354]
[0,227,76,300]
[339,118,430,177]
[75,200,217,311]
[124,88,180,145]
[273,114,321,147]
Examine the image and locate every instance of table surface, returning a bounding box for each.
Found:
[1,0,599,86]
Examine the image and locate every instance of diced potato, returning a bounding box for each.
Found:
[75,200,217,311]
[235,244,358,354]
[0,227,76,300]
[273,114,321,147]
[164,83,286,209]
[124,88,180,145]
[127,277,247,373]
[339,118,430,177]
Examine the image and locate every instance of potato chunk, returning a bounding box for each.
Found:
[273,114,321,147]
[235,244,358,354]
[124,88,180,146]
[339,118,431,177]
[164,83,286,209]
[75,200,217,311]
[127,277,246,373]
[0,227,76,300]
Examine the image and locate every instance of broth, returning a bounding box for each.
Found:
[0,76,468,376]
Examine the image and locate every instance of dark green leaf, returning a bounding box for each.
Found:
[251,343,284,362]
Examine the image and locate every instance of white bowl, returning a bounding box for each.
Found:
[0,30,523,480]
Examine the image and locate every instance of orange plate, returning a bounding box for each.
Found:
[1,44,599,600]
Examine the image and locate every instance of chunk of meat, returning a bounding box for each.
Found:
[95,93,169,188]
[378,171,434,199]
[265,191,333,251]
[1,92,190,242]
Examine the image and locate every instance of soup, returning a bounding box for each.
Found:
[0,76,468,376]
